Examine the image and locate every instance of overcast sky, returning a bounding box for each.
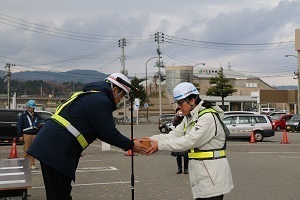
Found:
[0,0,299,86]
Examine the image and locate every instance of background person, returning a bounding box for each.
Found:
[144,82,234,200]
[170,108,188,174]
[17,100,43,170]
[27,73,148,200]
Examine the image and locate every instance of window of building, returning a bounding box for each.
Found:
[246,82,258,88]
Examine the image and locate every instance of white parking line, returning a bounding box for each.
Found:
[229,143,300,146]
[90,144,125,153]
[32,181,139,189]
[79,159,102,162]
[32,166,118,175]
[279,156,300,159]
[76,166,118,173]
[249,152,300,154]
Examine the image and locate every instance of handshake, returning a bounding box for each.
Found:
[132,138,158,156]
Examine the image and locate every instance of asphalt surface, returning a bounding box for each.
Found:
[1,124,300,200]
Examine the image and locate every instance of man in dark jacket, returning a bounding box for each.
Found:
[17,99,43,170]
[27,73,148,200]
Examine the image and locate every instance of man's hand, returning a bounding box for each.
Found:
[19,137,24,142]
[146,139,158,155]
[132,139,149,155]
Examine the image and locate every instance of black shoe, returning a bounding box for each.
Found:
[184,169,188,174]
[176,169,182,174]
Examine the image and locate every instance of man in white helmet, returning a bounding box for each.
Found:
[144,82,234,200]
[27,73,148,200]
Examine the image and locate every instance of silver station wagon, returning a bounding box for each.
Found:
[222,114,275,142]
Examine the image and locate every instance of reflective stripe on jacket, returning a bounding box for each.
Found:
[187,108,226,160]
[51,91,100,149]
[23,115,38,131]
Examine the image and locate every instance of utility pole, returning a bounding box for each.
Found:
[155,32,164,116]
[4,63,13,109]
[119,38,128,118]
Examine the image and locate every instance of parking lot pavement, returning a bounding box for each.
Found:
[1,125,300,199]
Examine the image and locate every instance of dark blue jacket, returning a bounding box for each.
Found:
[27,81,134,180]
[17,110,43,136]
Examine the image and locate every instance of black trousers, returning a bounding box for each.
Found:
[176,155,188,169]
[196,194,224,200]
[41,162,72,200]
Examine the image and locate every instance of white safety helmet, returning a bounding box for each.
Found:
[173,82,199,102]
[105,73,131,94]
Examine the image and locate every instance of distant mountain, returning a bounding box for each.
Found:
[276,85,298,90]
[0,70,109,83]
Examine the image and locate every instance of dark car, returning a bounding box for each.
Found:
[158,114,174,133]
[285,114,300,132]
[0,109,53,145]
[271,114,293,131]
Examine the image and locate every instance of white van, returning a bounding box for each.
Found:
[260,108,275,114]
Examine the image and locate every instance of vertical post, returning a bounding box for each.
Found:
[5,63,12,109]
[285,54,299,114]
[7,65,10,109]
[298,52,300,114]
[145,57,157,122]
[119,38,127,119]
[295,29,300,114]
[155,32,163,116]
[158,57,162,116]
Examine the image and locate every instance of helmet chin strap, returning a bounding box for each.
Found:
[114,90,124,99]
[110,82,124,99]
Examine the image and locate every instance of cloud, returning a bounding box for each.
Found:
[0,0,299,86]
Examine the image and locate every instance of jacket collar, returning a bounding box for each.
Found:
[188,100,225,122]
[82,81,116,110]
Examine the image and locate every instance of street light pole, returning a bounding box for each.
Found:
[193,63,206,67]
[285,55,299,114]
[145,57,158,122]
[5,63,13,109]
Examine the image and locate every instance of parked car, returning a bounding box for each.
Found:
[0,109,53,145]
[260,107,275,115]
[158,114,174,133]
[269,111,288,119]
[223,114,275,142]
[271,114,293,131]
[285,114,300,132]
[224,111,259,117]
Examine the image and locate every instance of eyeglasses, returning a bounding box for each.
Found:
[176,99,186,106]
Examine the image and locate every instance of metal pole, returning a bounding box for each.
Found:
[158,59,162,116]
[298,53,300,114]
[145,57,157,121]
[155,32,163,116]
[285,55,299,113]
[5,63,12,109]
[130,94,134,200]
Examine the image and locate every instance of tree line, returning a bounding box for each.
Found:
[0,77,147,101]
[0,78,86,97]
